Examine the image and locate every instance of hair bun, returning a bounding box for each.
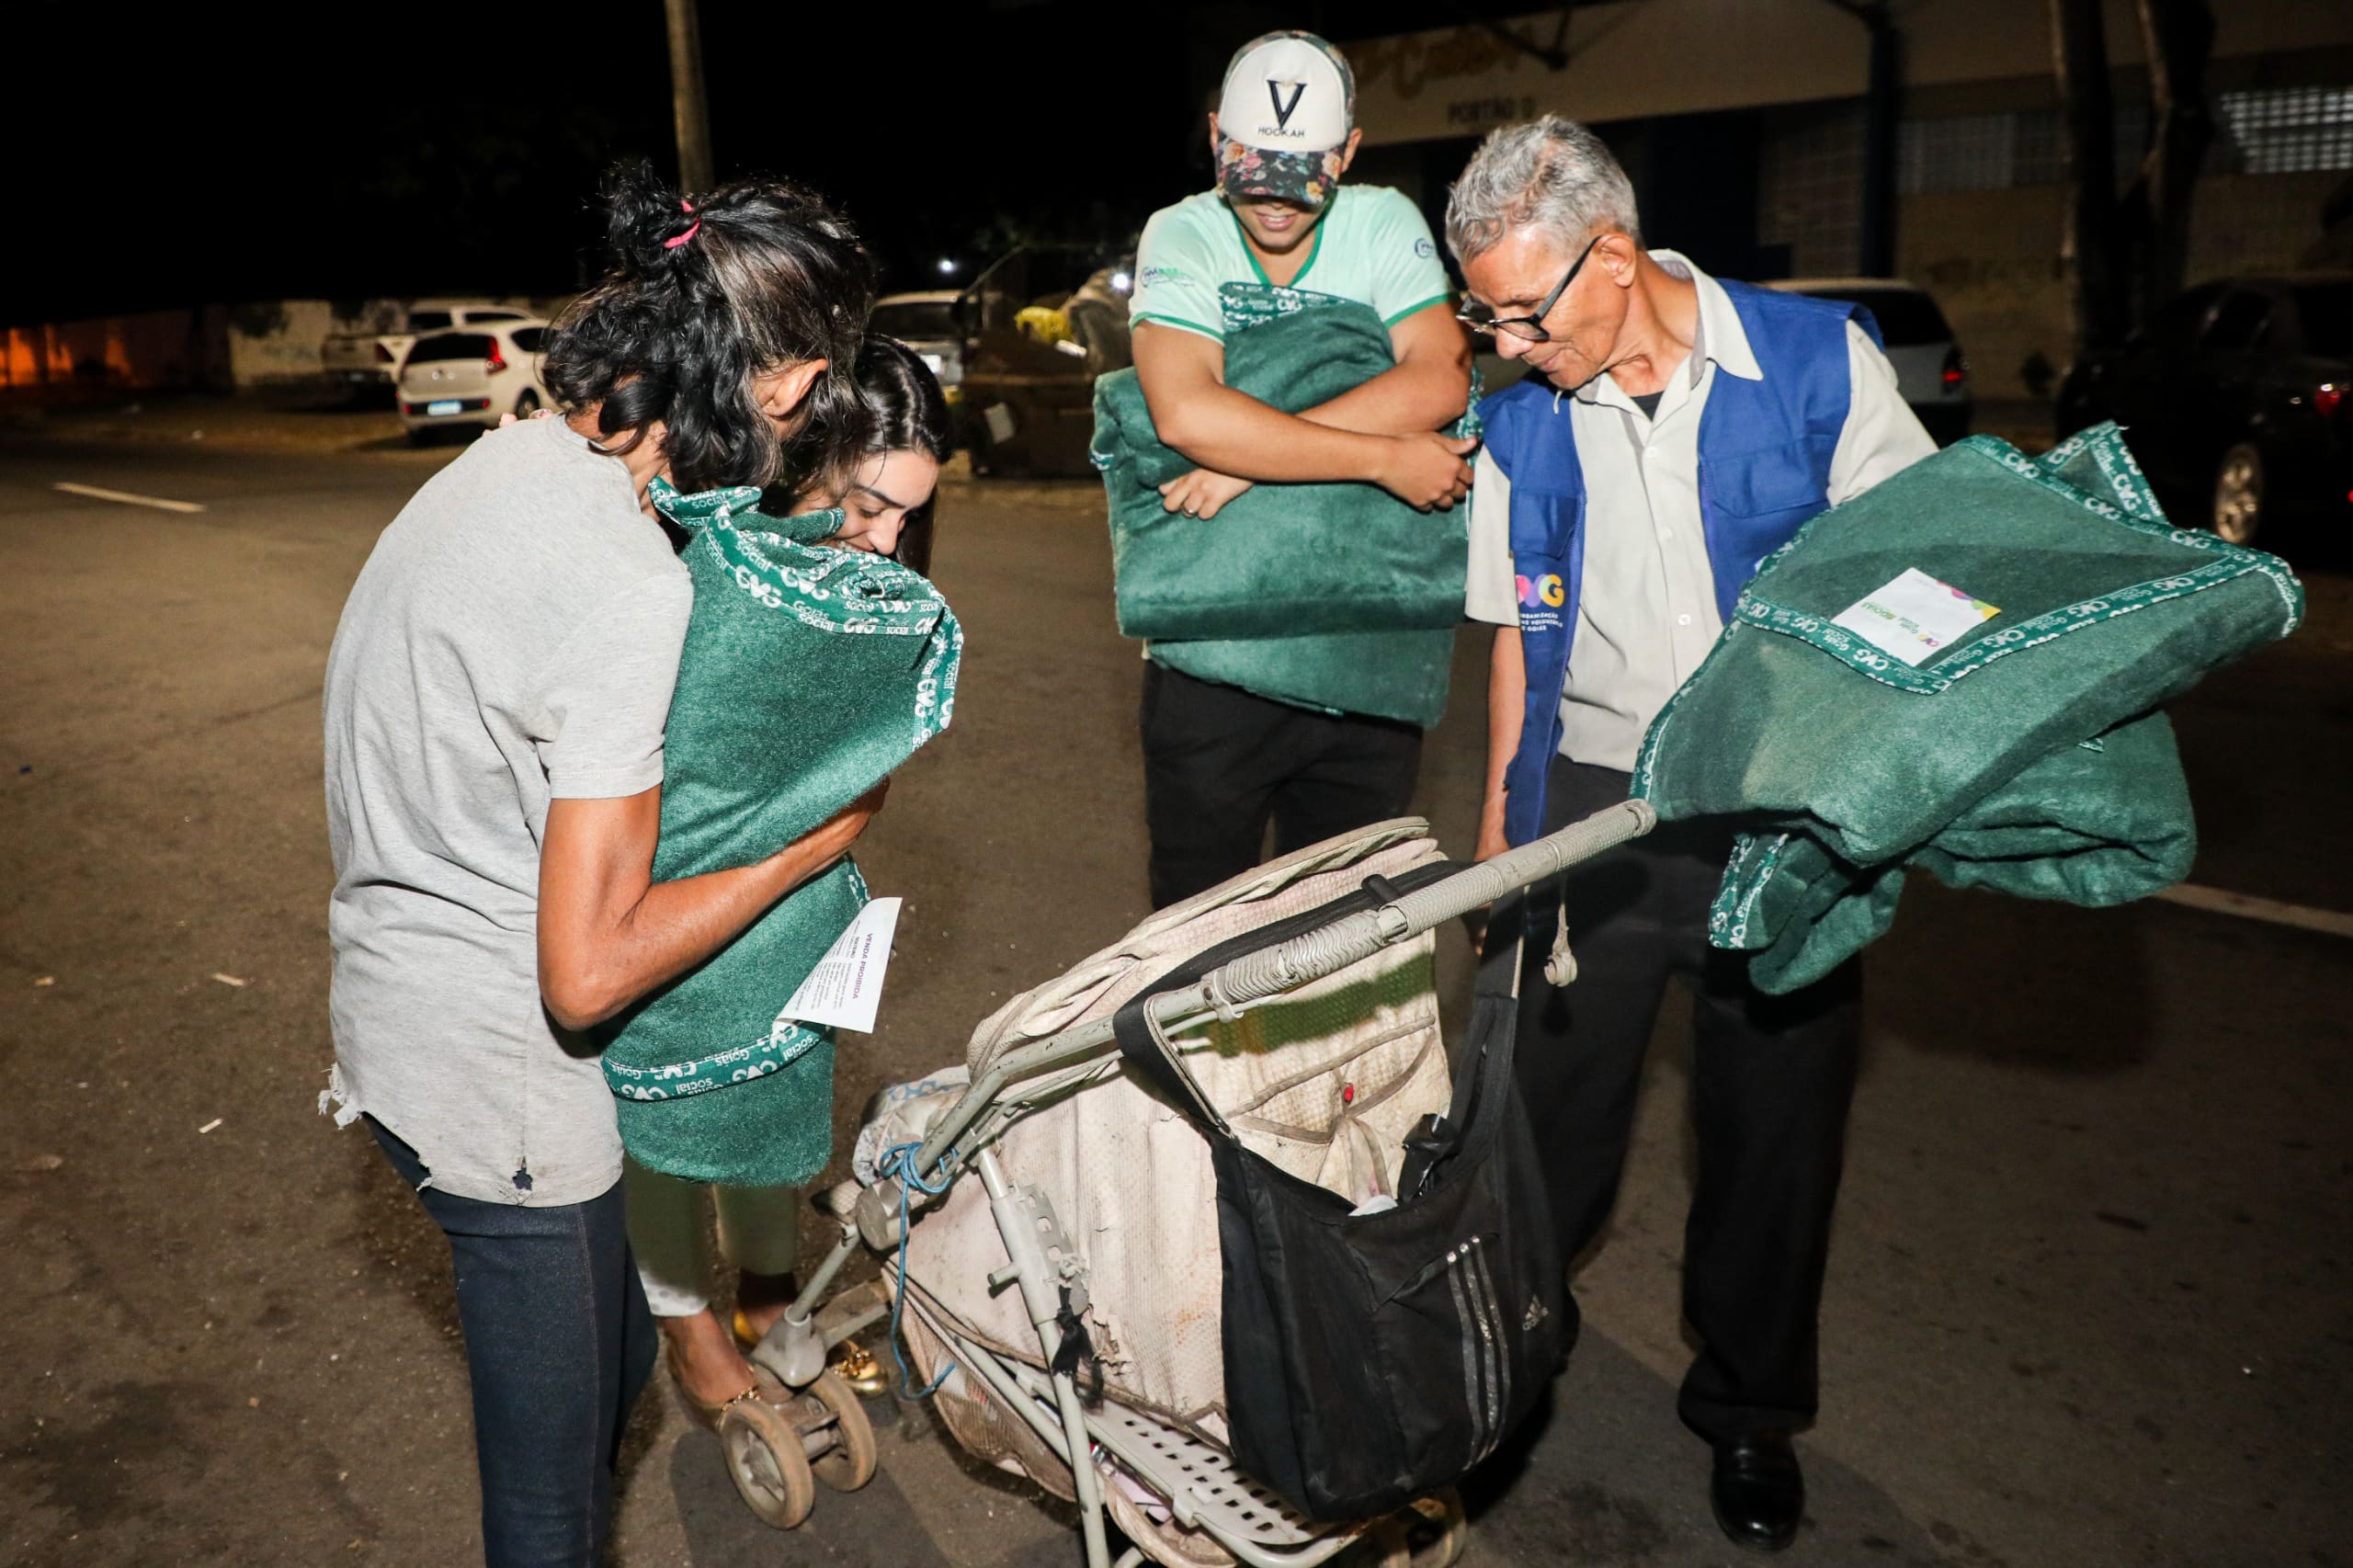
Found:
[602,160,696,274]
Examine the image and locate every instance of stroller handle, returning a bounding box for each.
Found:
[1198,798,1657,1012]
[910,800,1656,1178]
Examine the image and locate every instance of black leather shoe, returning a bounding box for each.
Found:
[1710,1432,1804,1552]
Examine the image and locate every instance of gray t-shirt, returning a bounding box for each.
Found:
[322,415,692,1206]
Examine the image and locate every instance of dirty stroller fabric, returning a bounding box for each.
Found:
[881,822,1461,1533]
[1631,425,2302,992]
[600,480,961,1184]
[1094,288,1466,728]
[1115,893,1566,1522]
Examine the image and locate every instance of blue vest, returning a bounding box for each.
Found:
[1483,280,1878,846]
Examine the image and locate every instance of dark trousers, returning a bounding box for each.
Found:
[1140,663,1424,909]
[1501,757,1860,1442]
[369,1119,656,1568]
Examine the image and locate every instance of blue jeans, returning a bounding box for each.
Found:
[369,1118,656,1567]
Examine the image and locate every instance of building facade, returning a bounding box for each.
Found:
[1340,0,2353,399]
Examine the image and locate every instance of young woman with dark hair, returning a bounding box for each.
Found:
[620,334,956,1422]
[322,162,875,1566]
[802,335,954,573]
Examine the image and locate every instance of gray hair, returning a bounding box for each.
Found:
[1444,115,1642,264]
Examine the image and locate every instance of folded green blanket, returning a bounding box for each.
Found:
[1147,625,1456,730]
[1714,710,2195,993]
[1096,284,1464,728]
[602,480,961,1185]
[1095,290,1469,641]
[1635,424,2300,992]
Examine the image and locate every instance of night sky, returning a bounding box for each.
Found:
[9,0,1470,324]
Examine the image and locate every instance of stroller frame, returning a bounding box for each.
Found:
[744,801,1656,1566]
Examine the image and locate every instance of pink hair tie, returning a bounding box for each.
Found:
[665,198,699,250]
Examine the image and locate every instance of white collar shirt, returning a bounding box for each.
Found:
[1464,250,1934,771]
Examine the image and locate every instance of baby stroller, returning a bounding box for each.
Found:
[722,801,1655,1566]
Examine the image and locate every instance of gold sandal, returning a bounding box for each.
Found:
[665,1341,776,1433]
[830,1339,887,1399]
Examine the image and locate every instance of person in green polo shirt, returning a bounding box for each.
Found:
[1128,29,1476,908]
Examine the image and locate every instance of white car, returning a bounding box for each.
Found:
[1767,278,1972,445]
[324,300,538,389]
[397,321,554,443]
[871,290,964,391]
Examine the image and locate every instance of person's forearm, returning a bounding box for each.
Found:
[608,846,830,1009]
[540,829,847,1031]
[1154,381,1402,484]
[1299,352,1472,438]
[1478,626,1526,857]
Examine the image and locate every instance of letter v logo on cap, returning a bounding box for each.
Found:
[1268,79,1306,131]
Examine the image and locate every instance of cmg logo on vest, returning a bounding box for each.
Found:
[1516,572,1566,632]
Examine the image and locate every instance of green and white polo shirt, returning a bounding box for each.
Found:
[1129,185,1453,341]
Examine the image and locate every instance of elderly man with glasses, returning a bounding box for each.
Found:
[1448,117,1933,1553]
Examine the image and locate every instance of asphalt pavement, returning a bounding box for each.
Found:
[0,427,2347,1568]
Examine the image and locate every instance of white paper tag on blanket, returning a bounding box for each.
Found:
[774,898,902,1034]
[1830,568,2000,665]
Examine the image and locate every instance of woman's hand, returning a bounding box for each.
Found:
[792,780,888,869]
[1157,468,1255,519]
[537,779,890,1032]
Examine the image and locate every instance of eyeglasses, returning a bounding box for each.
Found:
[1457,234,1603,343]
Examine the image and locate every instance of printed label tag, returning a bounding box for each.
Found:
[1830,568,2000,666]
[774,897,902,1035]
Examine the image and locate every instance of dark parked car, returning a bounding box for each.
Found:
[2057,275,2353,552]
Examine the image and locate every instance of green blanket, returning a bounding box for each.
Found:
[1712,710,2196,993]
[1633,425,2301,993]
[602,480,962,1184]
[1095,284,1466,729]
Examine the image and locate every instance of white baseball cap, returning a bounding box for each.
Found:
[1214,31,1356,209]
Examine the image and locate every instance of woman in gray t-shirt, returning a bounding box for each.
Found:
[322,162,877,1567]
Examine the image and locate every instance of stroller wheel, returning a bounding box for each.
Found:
[1352,1487,1467,1568]
[808,1370,879,1492]
[721,1395,817,1529]
[1348,1522,1412,1568]
[1403,1487,1467,1568]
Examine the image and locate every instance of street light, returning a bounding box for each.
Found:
[937,257,958,276]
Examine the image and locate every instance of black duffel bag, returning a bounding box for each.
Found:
[1112,869,1568,1521]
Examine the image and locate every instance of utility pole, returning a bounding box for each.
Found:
[2132,0,2215,324]
[2052,0,2128,352]
[1823,0,1903,278]
[665,0,715,195]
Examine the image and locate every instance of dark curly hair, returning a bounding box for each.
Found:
[544,161,875,494]
[848,337,952,576]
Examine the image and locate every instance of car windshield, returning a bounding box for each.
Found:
[407,334,495,363]
[872,301,960,340]
[1795,287,1952,347]
[2292,282,2353,355]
